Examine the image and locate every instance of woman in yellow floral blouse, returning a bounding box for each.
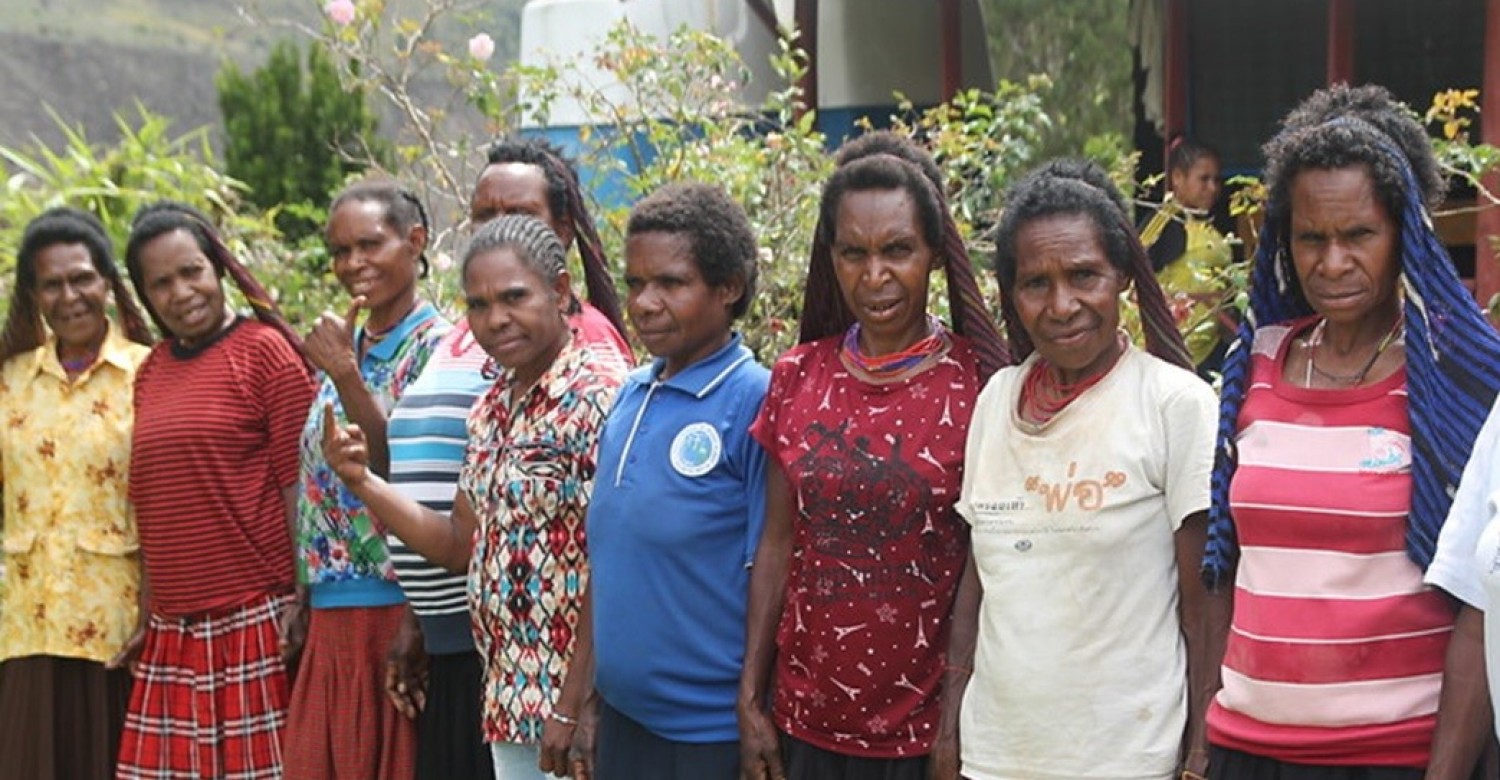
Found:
[0,207,155,780]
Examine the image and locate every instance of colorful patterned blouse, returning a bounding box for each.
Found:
[296,303,449,604]
[0,325,151,663]
[460,338,623,744]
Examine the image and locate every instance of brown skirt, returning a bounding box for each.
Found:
[0,655,131,780]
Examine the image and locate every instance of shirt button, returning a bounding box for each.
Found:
[1015,540,1033,552]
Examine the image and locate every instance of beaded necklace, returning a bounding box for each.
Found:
[839,315,950,382]
[59,351,98,375]
[1017,332,1127,428]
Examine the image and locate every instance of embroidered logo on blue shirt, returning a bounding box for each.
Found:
[670,422,722,477]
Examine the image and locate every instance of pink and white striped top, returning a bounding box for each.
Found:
[1206,318,1456,767]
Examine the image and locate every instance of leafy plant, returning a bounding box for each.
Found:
[508,23,832,358]
[217,38,390,240]
[0,107,344,328]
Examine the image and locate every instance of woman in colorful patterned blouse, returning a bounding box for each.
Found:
[321,214,624,780]
[945,159,1215,780]
[284,181,450,780]
[0,207,154,780]
[1201,84,1500,779]
[119,201,315,780]
[380,136,632,780]
[738,132,1008,780]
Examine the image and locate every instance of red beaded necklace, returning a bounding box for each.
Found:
[1017,334,1126,427]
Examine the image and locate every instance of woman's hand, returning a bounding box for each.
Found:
[106,623,146,674]
[384,608,427,719]
[277,590,309,666]
[539,712,577,777]
[737,701,784,780]
[304,297,365,381]
[568,697,599,780]
[321,403,370,487]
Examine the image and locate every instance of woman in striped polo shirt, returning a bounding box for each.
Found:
[1198,84,1500,779]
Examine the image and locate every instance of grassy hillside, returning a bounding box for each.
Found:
[0,0,520,153]
[0,0,311,54]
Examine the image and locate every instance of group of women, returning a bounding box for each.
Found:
[3,81,1500,780]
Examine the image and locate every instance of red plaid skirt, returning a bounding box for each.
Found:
[115,592,292,780]
[283,604,417,780]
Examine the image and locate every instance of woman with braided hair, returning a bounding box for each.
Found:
[942,158,1216,780]
[366,138,636,780]
[285,180,452,780]
[1200,84,1500,778]
[118,201,315,779]
[0,207,153,779]
[471,135,631,364]
[322,214,625,779]
[739,131,1009,780]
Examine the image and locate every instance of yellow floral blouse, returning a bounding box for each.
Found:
[0,325,150,664]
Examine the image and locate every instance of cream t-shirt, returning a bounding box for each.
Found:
[1426,396,1500,743]
[955,345,1216,780]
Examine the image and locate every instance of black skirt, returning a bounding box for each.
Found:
[778,731,929,780]
[1210,745,1436,780]
[416,649,493,780]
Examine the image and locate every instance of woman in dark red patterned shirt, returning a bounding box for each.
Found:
[738,132,1008,780]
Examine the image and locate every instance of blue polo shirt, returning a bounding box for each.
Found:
[588,334,770,742]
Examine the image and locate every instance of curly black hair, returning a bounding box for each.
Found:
[626,182,758,320]
[1263,84,1443,230]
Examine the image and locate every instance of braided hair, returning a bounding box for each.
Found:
[328,180,432,278]
[800,131,1011,381]
[0,206,155,365]
[462,214,569,293]
[124,201,307,366]
[626,182,758,320]
[1202,85,1500,587]
[483,136,626,334]
[993,158,1192,370]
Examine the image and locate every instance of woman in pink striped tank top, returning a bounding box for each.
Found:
[1197,85,1500,780]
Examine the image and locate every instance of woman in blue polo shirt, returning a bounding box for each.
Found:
[546,182,768,779]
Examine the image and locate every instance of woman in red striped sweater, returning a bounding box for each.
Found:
[116,202,314,780]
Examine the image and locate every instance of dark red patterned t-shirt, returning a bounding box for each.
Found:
[750,334,977,758]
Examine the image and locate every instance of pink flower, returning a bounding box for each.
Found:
[324,0,356,26]
[468,33,496,61]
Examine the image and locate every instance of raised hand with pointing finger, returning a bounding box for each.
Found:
[321,401,370,487]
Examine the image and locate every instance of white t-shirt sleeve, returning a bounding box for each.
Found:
[1425,397,1500,610]
[1160,373,1218,531]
